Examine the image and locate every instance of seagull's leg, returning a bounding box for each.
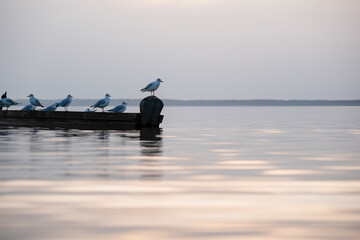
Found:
[102,108,104,112]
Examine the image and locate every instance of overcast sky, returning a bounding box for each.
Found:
[0,0,359,100]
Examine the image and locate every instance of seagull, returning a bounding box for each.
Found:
[58,94,73,111]
[27,94,44,109]
[0,98,19,110]
[141,78,163,96]
[21,104,35,111]
[41,102,59,111]
[91,93,111,112]
[108,102,127,113]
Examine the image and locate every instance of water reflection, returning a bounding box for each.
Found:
[0,107,359,240]
[98,130,110,141]
[0,127,164,180]
[139,128,163,179]
[0,127,11,153]
[140,128,162,154]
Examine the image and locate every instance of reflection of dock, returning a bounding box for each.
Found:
[140,128,163,179]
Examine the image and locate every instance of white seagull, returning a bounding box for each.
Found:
[21,104,35,111]
[141,78,163,96]
[42,102,59,112]
[0,98,19,110]
[58,94,73,111]
[91,93,111,112]
[108,102,127,113]
[27,94,44,109]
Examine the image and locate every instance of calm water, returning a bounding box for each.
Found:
[1,106,360,240]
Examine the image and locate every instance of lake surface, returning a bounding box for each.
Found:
[1,106,360,240]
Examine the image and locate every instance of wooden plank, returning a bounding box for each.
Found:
[0,110,163,129]
[0,118,139,130]
[0,110,139,121]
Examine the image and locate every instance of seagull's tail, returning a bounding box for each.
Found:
[141,88,146,92]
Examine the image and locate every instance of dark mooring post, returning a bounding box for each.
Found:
[139,96,164,127]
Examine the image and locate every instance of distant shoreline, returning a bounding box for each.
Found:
[13,99,360,106]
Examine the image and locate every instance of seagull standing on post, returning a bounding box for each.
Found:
[91,93,111,112]
[58,94,73,111]
[141,78,163,96]
[27,94,44,110]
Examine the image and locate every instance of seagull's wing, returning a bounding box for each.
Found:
[141,81,155,91]
[34,98,43,107]
[21,104,33,111]
[58,98,69,107]
[92,98,106,108]
[8,99,18,105]
[108,105,124,112]
[118,105,126,112]
[108,106,117,112]
[43,104,57,111]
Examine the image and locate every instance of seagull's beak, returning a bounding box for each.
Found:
[160,80,163,83]
[27,95,30,97]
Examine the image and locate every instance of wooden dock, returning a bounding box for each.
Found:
[0,110,163,130]
[0,96,164,130]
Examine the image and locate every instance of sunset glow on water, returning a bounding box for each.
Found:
[1,107,360,239]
